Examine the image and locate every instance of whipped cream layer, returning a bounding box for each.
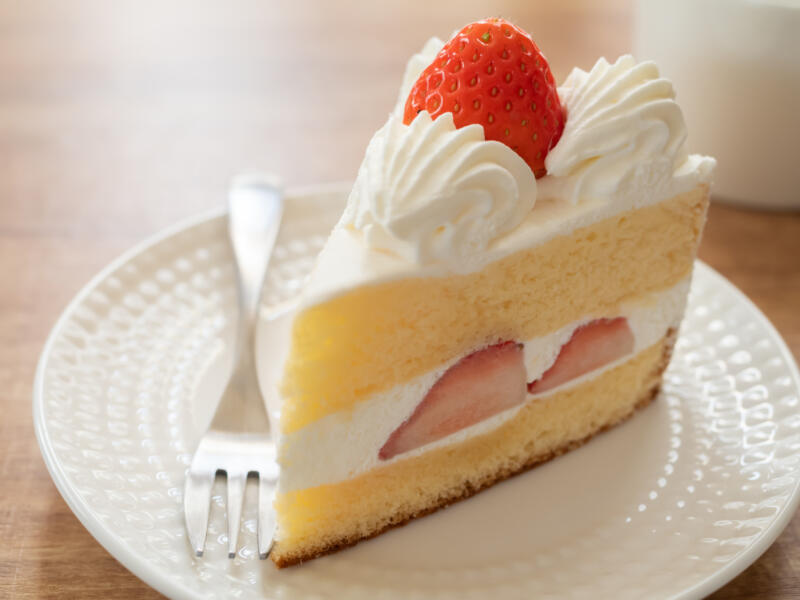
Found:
[268,278,689,493]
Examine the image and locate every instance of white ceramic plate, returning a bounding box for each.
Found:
[34,184,800,600]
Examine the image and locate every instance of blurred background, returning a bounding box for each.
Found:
[0,0,638,238]
[1,1,798,598]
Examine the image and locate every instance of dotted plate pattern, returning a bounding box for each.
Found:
[34,184,800,600]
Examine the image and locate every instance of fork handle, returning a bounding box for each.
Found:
[227,174,284,367]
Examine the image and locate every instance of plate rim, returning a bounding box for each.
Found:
[671,264,800,600]
[32,184,800,600]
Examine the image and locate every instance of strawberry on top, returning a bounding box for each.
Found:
[403,18,564,178]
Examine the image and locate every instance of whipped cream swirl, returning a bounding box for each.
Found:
[543,55,689,203]
[341,111,536,270]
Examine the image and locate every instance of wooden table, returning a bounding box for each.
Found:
[2,1,798,598]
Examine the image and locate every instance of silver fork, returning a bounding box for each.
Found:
[184,174,283,559]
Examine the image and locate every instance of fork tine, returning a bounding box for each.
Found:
[226,470,247,558]
[258,472,276,559]
[184,469,215,557]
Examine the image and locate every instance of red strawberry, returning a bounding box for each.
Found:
[379,341,526,461]
[403,18,564,178]
[527,318,634,395]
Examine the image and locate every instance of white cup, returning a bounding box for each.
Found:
[634,0,800,210]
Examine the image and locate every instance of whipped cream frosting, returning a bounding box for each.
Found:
[340,111,536,271]
[541,55,693,204]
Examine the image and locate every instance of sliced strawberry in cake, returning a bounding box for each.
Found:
[528,318,635,394]
[379,341,526,460]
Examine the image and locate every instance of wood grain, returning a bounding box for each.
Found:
[1,1,798,598]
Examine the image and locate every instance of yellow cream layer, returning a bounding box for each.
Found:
[280,185,708,433]
[271,335,670,566]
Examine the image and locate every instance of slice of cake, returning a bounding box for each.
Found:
[259,18,715,567]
